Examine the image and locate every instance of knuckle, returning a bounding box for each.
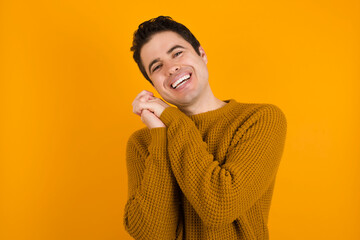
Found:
[141,90,150,96]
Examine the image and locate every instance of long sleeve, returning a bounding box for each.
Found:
[123,128,182,240]
[159,104,287,227]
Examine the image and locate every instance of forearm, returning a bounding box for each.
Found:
[160,105,287,227]
[124,128,181,239]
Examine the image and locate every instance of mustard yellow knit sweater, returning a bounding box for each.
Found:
[124,99,287,240]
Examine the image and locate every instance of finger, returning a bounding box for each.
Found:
[135,90,154,101]
[142,95,155,102]
[133,101,153,116]
[142,90,154,96]
[132,91,154,115]
[147,97,162,103]
[138,94,154,104]
[133,102,145,116]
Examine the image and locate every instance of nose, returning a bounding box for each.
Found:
[166,63,180,76]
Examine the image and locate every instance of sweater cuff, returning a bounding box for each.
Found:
[149,127,167,149]
[146,127,167,168]
[160,107,185,126]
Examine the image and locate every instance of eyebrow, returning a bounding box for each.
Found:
[167,45,184,54]
[148,45,185,74]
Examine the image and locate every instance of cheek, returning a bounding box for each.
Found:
[149,75,160,86]
[152,78,166,92]
[194,60,208,77]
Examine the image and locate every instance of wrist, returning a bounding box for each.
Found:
[148,123,166,130]
[156,105,169,117]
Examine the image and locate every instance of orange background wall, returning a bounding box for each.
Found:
[1,0,359,239]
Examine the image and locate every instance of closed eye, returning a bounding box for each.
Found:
[152,64,162,73]
[174,51,183,57]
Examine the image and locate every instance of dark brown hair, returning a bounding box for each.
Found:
[131,16,201,84]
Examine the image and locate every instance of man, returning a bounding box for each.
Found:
[124,16,287,240]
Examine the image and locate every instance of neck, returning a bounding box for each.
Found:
[177,90,226,116]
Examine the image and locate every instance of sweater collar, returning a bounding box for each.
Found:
[187,99,237,122]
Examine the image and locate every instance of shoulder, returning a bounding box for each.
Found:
[248,103,286,127]
[225,101,287,143]
[255,103,286,128]
[227,100,286,125]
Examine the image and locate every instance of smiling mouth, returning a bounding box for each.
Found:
[171,74,191,89]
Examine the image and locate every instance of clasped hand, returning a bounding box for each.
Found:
[132,90,170,129]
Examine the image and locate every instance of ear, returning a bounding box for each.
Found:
[198,46,208,64]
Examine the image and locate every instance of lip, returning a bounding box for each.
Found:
[172,74,192,91]
[168,71,192,89]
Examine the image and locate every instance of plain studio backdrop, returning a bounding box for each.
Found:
[0,0,359,239]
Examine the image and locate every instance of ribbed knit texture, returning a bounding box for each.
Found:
[124,99,287,240]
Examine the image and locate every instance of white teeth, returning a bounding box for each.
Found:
[171,74,191,89]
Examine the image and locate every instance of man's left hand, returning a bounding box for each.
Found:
[132,90,170,118]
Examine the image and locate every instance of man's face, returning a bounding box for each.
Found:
[140,31,209,107]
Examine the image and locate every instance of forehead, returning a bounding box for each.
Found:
[140,31,190,63]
